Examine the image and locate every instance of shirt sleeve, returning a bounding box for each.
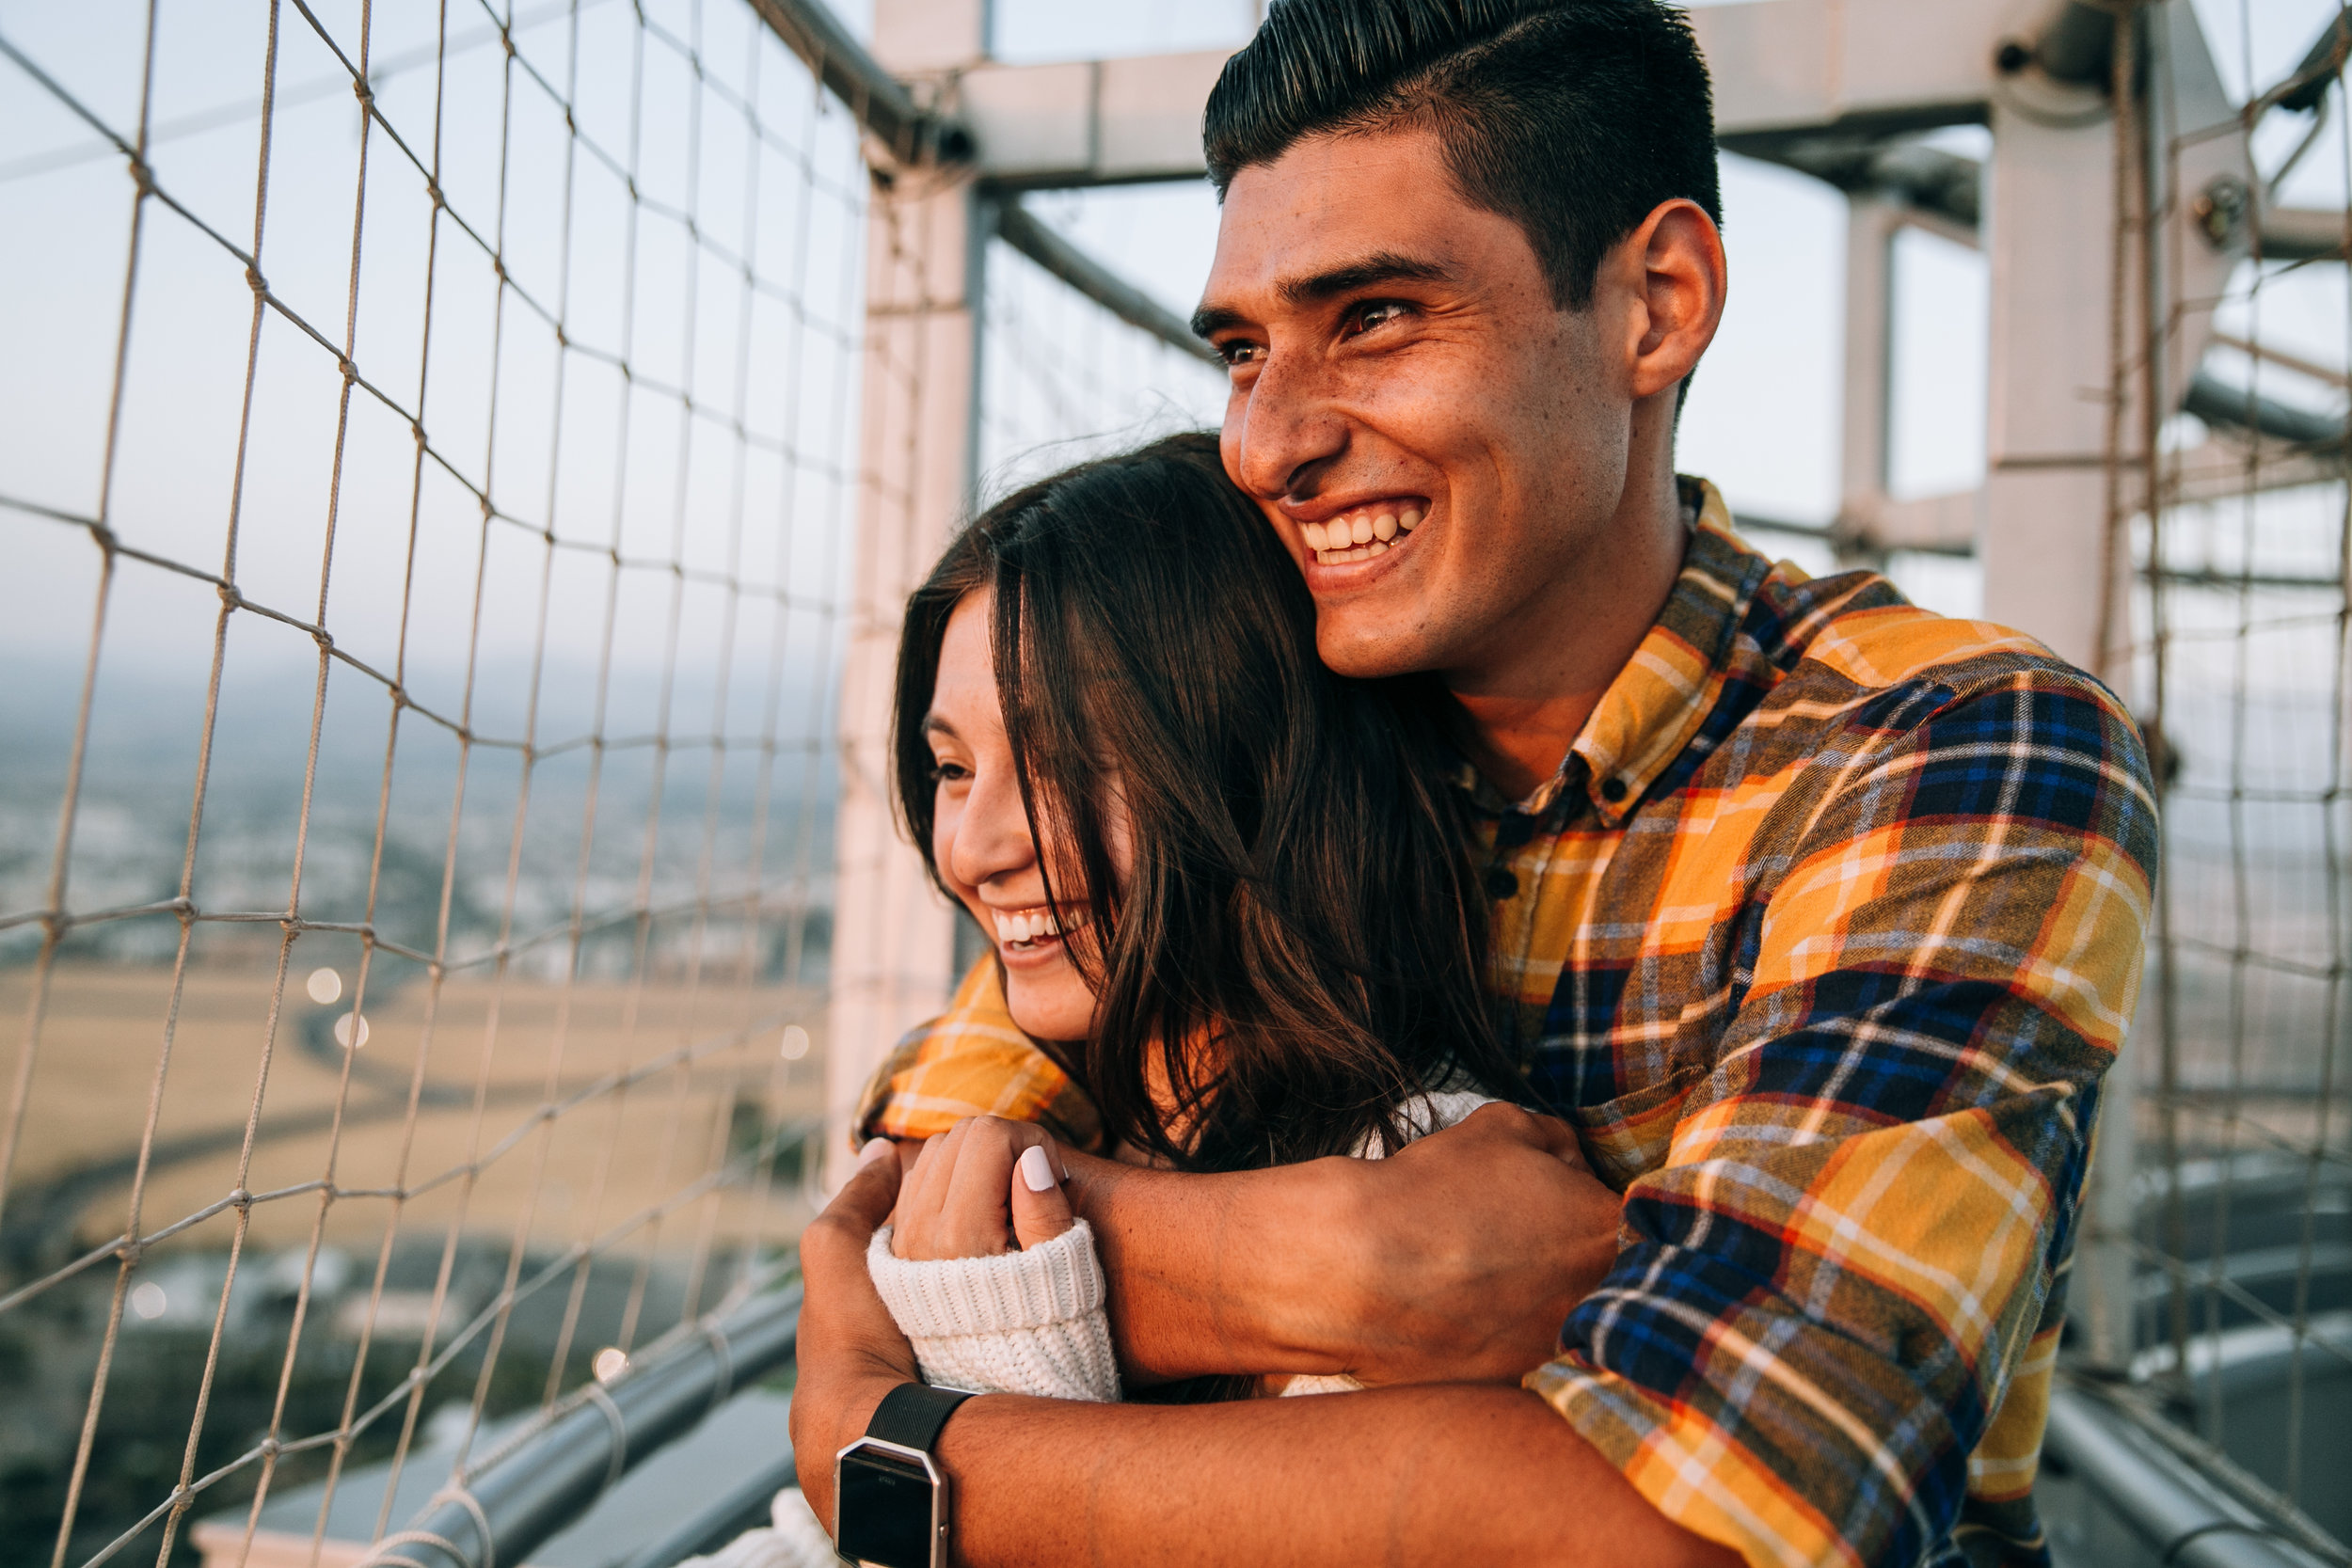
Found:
[1528,667,2157,1568]
[852,958,1106,1152]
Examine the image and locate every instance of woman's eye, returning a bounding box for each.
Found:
[929,758,970,784]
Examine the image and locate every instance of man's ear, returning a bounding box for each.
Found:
[1621,198,1726,403]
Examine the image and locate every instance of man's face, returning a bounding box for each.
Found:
[1199,128,1633,683]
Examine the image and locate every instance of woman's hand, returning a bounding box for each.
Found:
[889,1115,1076,1259]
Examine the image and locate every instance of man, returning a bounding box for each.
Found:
[791,2,2156,1564]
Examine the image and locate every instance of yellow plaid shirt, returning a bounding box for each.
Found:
[856,481,2157,1568]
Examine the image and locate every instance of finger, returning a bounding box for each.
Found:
[1009,1138,1076,1249]
[890,1123,964,1258]
[936,1117,1024,1256]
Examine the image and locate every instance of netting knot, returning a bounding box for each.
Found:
[352,78,373,107]
[117,1239,144,1268]
[127,156,155,198]
[245,264,266,295]
[258,1435,280,1459]
[227,1187,252,1212]
[338,355,358,384]
[425,181,445,210]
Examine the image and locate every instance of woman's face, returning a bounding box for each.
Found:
[926,591,1119,1042]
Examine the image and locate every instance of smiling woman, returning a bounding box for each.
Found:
[883,431,1526,1172]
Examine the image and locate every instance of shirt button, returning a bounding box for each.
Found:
[1484,865,1520,900]
[1600,777,1629,804]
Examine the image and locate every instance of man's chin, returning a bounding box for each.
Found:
[1315,616,1443,682]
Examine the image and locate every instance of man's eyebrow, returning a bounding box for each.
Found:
[1189,252,1457,341]
[1189,303,1248,341]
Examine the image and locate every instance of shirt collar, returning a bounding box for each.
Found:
[1487,478,1776,826]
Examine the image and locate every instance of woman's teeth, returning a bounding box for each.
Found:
[1301,505,1422,563]
[992,906,1088,948]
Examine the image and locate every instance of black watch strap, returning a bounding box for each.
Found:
[866,1382,973,1453]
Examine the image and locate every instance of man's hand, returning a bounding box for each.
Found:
[1071,1102,1622,1386]
[787,1140,920,1530]
[1343,1104,1620,1383]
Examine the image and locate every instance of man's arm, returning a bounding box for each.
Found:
[938,1102,1624,1386]
[1522,668,2160,1568]
[792,1146,1741,1568]
[1078,1105,1627,1386]
[862,978,1626,1387]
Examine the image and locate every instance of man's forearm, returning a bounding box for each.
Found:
[1068,1107,1622,1386]
[1068,1153,1349,1381]
[932,1382,1737,1568]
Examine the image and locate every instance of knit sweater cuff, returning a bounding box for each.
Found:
[867,1222,1120,1402]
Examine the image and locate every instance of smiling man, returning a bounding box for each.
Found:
[789,3,2158,1565]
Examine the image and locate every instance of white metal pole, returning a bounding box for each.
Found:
[822,0,990,1177]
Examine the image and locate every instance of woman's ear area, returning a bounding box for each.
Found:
[1616,197,1727,403]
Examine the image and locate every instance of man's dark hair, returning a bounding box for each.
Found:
[1204,0,1720,310]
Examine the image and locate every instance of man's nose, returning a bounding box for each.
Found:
[944,758,1035,891]
[1230,351,1348,505]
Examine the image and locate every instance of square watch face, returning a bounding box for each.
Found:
[835,1447,937,1567]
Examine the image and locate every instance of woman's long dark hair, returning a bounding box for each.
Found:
[893,432,1520,1172]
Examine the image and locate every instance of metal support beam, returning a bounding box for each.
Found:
[2042,1381,2343,1567]
[993,200,1220,364]
[822,0,991,1175]
[958,50,1233,187]
[361,1286,803,1568]
[745,0,969,166]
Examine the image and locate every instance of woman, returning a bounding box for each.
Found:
[863,431,1525,1400]
[717,432,1524,1568]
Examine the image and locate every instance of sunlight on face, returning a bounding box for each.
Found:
[925,592,1104,1043]
[1200,127,1631,685]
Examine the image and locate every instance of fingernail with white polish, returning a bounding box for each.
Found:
[1019,1144,1057,1193]
[857,1138,893,1167]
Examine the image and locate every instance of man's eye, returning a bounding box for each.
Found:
[1345,300,1410,336]
[1217,339,1264,368]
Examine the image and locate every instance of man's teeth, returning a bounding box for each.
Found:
[992,907,1088,945]
[1302,505,1422,563]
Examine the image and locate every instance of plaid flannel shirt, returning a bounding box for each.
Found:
[856,480,2157,1568]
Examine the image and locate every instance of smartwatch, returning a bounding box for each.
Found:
[833,1383,975,1568]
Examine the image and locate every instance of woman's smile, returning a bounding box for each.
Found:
[987,902,1090,965]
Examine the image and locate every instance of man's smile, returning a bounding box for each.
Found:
[1291,497,1428,564]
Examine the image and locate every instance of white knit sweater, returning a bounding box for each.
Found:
[868,1217,1121,1401]
[868,1088,1494,1402]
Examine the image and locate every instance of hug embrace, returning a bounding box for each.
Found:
[760,2,2159,1565]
